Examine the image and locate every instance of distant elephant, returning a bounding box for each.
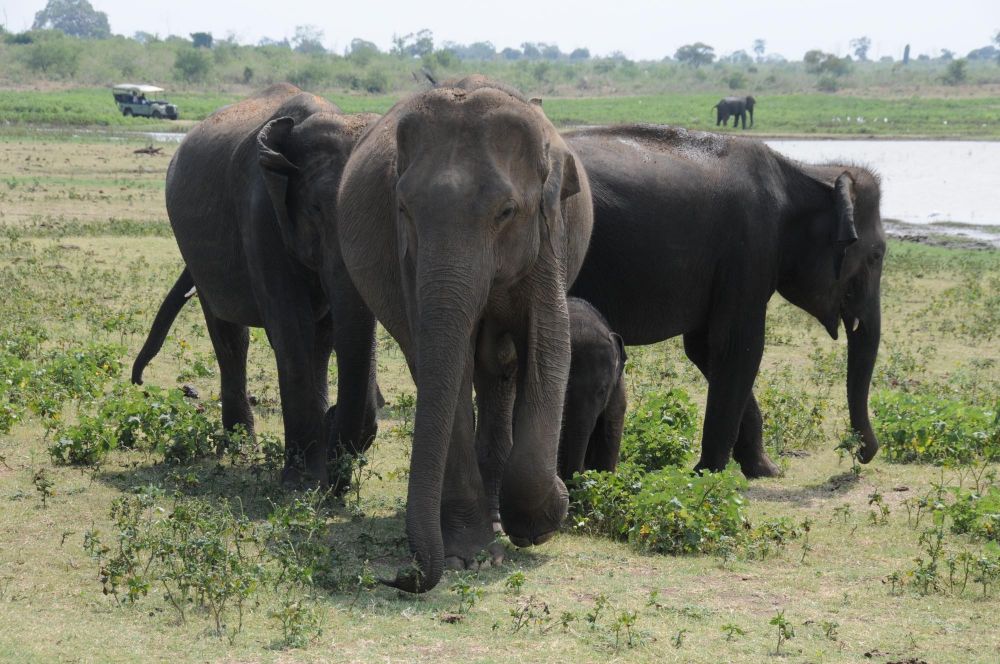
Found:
[565,124,884,478]
[713,95,756,128]
[337,76,593,592]
[132,84,382,487]
[558,298,627,481]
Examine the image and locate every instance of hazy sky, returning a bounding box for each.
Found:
[2,0,997,61]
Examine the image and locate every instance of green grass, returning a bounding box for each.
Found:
[0,138,999,662]
[2,88,1000,138]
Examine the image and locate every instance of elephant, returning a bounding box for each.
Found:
[132,83,382,487]
[713,95,756,128]
[558,297,628,481]
[564,124,884,478]
[337,76,594,592]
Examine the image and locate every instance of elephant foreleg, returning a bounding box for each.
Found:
[500,294,571,548]
[441,350,505,570]
[583,378,626,473]
[474,327,517,527]
[683,325,777,476]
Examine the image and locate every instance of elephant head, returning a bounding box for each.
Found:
[339,77,592,592]
[257,111,379,277]
[778,167,885,463]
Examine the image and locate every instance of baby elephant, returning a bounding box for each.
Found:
[558,298,628,480]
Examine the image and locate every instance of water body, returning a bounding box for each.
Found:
[766,140,1000,247]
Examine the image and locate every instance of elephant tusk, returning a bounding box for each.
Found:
[184,286,197,299]
[852,318,860,332]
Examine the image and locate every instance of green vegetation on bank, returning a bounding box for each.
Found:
[2,87,999,138]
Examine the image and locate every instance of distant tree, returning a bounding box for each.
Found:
[902,43,910,65]
[174,47,211,82]
[500,47,521,60]
[541,43,562,60]
[440,41,496,60]
[569,47,590,60]
[939,49,955,61]
[819,53,852,77]
[994,30,1000,63]
[392,29,433,58]
[804,49,825,71]
[190,32,213,49]
[753,38,766,62]
[850,36,871,61]
[133,31,158,45]
[674,42,715,67]
[879,55,894,63]
[942,58,967,85]
[722,49,752,65]
[293,25,325,54]
[258,36,290,49]
[917,54,930,61]
[243,66,254,84]
[967,45,998,61]
[348,37,380,64]
[521,42,541,59]
[32,0,110,39]
[20,33,80,76]
[764,53,787,63]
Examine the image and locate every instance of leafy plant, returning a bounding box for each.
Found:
[619,388,698,470]
[769,609,795,654]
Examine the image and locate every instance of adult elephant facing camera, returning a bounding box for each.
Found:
[565,124,884,478]
[338,77,593,592]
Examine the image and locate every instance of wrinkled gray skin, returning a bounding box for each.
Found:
[566,124,884,477]
[558,298,627,481]
[136,84,381,487]
[338,77,593,592]
[713,95,756,128]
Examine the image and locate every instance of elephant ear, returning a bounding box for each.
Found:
[539,142,582,255]
[610,332,627,381]
[832,172,859,280]
[257,116,300,250]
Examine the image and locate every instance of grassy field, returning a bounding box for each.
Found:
[0,136,998,663]
[2,87,1000,139]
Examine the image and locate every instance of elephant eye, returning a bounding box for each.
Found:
[496,201,517,223]
[398,203,412,220]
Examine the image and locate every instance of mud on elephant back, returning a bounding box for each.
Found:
[131,83,382,490]
[337,76,594,592]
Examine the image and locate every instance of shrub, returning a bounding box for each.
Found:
[174,47,211,82]
[873,390,999,464]
[50,384,221,465]
[758,378,827,456]
[949,486,1000,542]
[570,463,753,555]
[619,388,698,471]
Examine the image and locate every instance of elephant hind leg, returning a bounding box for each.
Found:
[202,306,254,442]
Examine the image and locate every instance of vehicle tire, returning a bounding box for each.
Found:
[151,110,162,119]
[123,108,132,117]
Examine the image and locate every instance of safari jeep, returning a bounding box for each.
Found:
[112,84,179,120]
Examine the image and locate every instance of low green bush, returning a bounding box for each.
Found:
[872,390,999,464]
[949,486,1000,543]
[50,384,221,465]
[619,388,698,471]
[569,462,783,556]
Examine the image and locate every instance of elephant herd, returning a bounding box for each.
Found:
[132,78,886,592]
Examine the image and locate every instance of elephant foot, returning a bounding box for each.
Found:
[280,460,327,490]
[734,451,781,479]
[441,513,505,571]
[500,477,568,548]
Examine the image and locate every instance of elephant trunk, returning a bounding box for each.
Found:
[388,256,489,593]
[845,295,880,463]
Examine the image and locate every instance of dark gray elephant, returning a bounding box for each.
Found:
[713,95,756,128]
[132,84,381,487]
[565,124,884,478]
[558,298,627,481]
[337,76,593,592]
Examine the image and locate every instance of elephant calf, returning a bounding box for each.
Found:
[558,298,627,481]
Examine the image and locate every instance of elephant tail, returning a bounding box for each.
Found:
[131,268,197,385]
